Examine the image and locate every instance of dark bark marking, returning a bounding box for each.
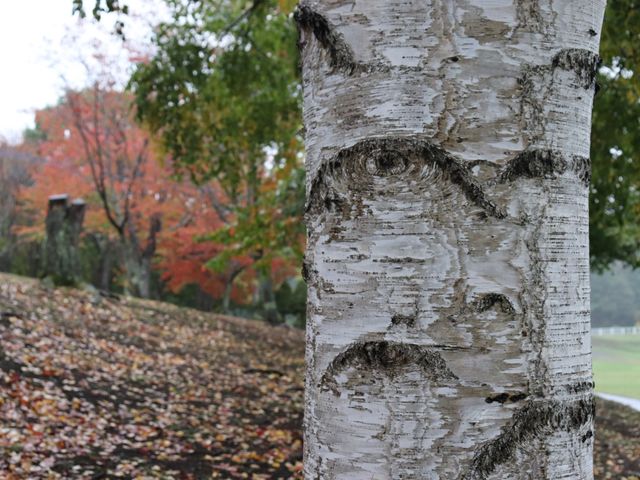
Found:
[552,48,601,89]
[301,257,313,283]
[515,0,545,33]
[485,391,527,404]
[470,293,516,315]
[294,5,359,75]
[320,341,458,396]
[498,149,591,186]
[307,138,506,219]
[463,397,595,480]
[564,381,595,394]
[391,313,416,328]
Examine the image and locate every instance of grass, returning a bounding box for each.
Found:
[592,334,640,400]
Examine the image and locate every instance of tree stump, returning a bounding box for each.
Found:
[43,194,86,286]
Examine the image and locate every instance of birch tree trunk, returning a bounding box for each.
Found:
[297,1,605,478]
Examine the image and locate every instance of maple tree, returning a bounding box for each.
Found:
[65,0,308,320]
[15,84,301,312]
[18,86,166,297]
[155,183,256,312]
[16,87,244,303]
[0,146,38,273]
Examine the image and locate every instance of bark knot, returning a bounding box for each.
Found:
[499,149,591,186]
[485,391,527,404]
[552,48,601,89]
[320,341,458,396]
[307,137,507,219]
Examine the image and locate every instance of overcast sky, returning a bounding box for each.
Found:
[0,0,165,143]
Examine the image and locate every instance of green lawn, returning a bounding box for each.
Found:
[592,334,640,400]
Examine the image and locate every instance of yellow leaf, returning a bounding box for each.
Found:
[278,0,298,14]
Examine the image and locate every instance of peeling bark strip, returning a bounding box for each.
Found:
[320,341,457,395]
[499,149,591,186]
[294,5,358,75]
[464,397,595,480]
[552,49,601,89]
[308,137,506,219]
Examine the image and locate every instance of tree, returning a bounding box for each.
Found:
[155,183,256,312]
[590,0,640,270]
[18,88,221,299]
[129,0,305,318]
[17,88,274,309]
[0,146,38,271]
[22,87,167,297]
[298,2,605,478]
[71,0,128,36]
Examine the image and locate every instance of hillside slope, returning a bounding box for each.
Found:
[0,273,304,479]
[0,273,638,479]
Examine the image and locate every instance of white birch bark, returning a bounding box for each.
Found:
[297,1,605,478]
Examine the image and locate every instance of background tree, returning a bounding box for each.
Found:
[156,183,256,312]
[591,0,640,270]
[20,87,168,297]
[15,86,286,311]
[19,88,235,300]
[0,146,38,272]
[128,0,304,319]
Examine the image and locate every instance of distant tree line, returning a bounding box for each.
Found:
[591,265,640,327]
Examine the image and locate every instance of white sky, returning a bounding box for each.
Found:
[0,0,166,144]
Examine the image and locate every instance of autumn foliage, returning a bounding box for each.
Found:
[13,86,299,308]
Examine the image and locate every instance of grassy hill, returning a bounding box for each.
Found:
[0,273,638,479]
[593,334,640,400]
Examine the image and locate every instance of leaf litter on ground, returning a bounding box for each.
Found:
[0,273,303,479]
[0,272,638,479]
